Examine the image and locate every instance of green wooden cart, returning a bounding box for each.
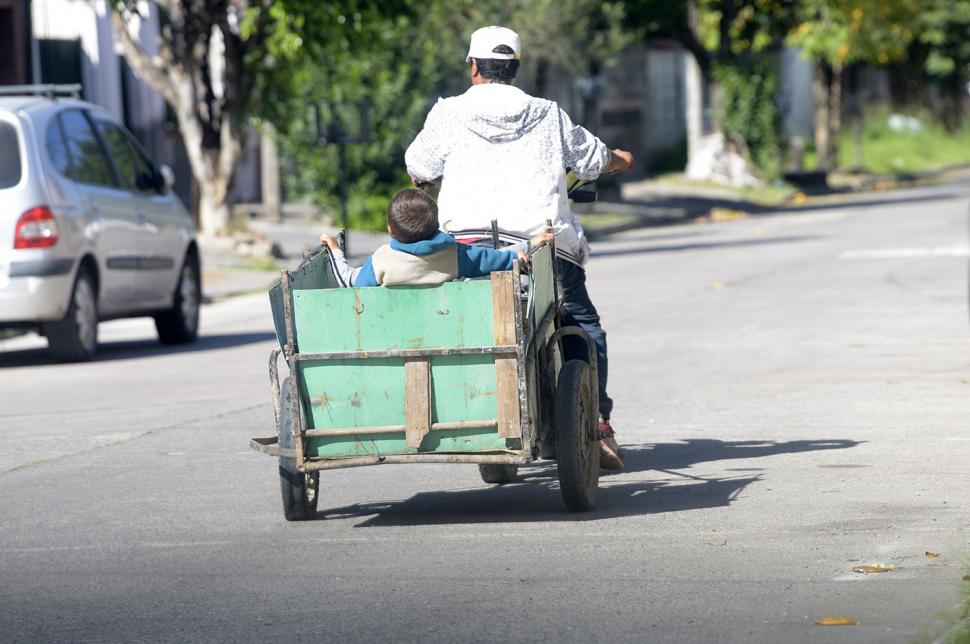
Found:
[250,238,601,520]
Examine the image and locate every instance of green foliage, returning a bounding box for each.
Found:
[510,0,630,76]
[713,55,780,175]
[264,1,468,231]
[919,2,970,77]
[263,0,632,230]
[697,0,799,54]
[787,1,918,67]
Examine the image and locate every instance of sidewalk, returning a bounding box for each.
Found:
[199,226,386,302]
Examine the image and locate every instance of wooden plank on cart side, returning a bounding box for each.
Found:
[491,271,521,439]
[404,358,431,448]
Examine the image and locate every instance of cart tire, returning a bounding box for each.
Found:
[278,377,319,521]
[556,360,600,511]
[478,464,518,484]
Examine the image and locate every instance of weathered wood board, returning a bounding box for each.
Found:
[289,275,519,457]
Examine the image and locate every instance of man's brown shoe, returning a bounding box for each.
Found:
[598,419,624,471]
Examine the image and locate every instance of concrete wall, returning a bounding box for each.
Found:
[778,47,815,139]
[542,42,690,171]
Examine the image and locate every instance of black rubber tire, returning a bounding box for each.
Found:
[44,266,98,362]
[278,377,319,521]
[478,464,519,484]
[556,360,600,512]
[155,256,200,345]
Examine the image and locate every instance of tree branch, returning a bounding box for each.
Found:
[673,24,713,82]
[111,9,180,107]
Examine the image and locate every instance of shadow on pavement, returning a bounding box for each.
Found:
[623,438,861,472]
[316,437,859,526]
[616,188,960,219]
[0,331,277,368]
[589,234,824,258]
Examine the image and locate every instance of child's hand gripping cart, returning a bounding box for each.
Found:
[250,235,601,520]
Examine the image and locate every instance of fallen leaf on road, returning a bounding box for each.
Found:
[816,616,856,626]
[853,564,895,574]
[711,282,725,290]
[962,575,970,581]
[709,207,747,222]
[925,552,941,558]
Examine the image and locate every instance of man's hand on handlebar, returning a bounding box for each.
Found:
[604,148,635,175]
[518,226,555,271]
[319,234,341,251]
[529,228,554,248]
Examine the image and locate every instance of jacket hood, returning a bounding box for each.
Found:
[389,230,457,256]
[453,84,552,143]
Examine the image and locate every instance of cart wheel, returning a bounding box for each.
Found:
[556,360,600,511]
[278,377,319,521]
[478,464,519,484]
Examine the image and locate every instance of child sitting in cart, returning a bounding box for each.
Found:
[320,188,551,287]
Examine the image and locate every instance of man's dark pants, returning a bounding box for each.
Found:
[557,258,612,420]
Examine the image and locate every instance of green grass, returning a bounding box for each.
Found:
[247,256,281,272]
[937,574,970,644]
[651,173,796,206]
[954,576,970,644]
[805,108,970,175]
[578,213,639,229]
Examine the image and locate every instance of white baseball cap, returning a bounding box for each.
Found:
[466,26,521,62]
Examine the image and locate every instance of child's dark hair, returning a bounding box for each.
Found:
[387,188,439,243]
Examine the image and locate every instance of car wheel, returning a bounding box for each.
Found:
[155,256,200,345]
[44,266,98,362]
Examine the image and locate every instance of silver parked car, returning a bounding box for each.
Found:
[0,85,199,361]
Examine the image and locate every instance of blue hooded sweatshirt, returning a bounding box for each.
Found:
[338,231,516,287]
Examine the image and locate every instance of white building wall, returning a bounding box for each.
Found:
[32,0,122,119]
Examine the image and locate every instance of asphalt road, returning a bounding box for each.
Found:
[2,180,969,643]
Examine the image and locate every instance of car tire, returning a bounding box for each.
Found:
[44,266,98,362]
[155,255,200,345]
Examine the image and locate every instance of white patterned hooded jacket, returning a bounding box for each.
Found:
[405,83,610,266]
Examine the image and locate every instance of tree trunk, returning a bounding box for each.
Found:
[813,64,832,171]
[199,179,232,236]
[942,71,965,132]
[176,105,239,236]
[829,63,843,169]
[685,51,705,170]
[849,65,864,170]
[260,122,282,223]
[110,8,252,237]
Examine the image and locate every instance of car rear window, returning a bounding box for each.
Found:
[0,121,22,189]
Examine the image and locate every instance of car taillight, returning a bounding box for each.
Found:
[14,206,58,249]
